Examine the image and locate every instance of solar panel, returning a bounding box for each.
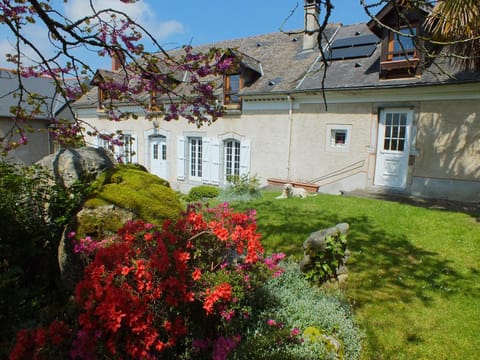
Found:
[327,44,377,60]
[331,34,379,49]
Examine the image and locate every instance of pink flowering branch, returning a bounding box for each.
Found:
[0,0,236,153]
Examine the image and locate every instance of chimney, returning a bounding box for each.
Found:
[303,0,320,51]
[110,49,126,72]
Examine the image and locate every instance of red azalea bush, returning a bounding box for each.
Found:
[10,203,284,360]
[9,320,72,360]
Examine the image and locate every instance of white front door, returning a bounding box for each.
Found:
[374,109,412,189]
[150,136,168,179]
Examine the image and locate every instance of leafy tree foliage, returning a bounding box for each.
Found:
[0,161,89,352]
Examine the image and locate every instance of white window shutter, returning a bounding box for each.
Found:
[202,137,211,184]
[176,136,186,181]
[240,139,251,176]
[131,135,138,163]
[211,139,221,185]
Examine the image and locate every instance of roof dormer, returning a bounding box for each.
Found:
[222,50,262,111]
[368,1,432,80]
[90,70,126,111]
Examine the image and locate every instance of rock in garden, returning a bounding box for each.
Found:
[58,164,183,292]
[36,146,115,188]
[300,223,350,283]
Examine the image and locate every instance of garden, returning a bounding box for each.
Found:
[1,164,478,360]
[232,191,480,360]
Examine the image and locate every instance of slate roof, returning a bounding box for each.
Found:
[74,21,480,107]
[298,23,480,92]
[0,69,67,119]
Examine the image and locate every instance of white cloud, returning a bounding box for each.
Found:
[64,0,186,41]
[0,39,14,68]
[0,0,186,69]
[0,24,53,68]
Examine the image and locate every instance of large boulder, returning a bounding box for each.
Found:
[59,164,183,291]
[36,147,115,188]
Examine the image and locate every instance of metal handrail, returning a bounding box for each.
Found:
[307,160,365,184]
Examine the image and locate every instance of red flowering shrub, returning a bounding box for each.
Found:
[9,320,71,360]
[10,203,284,360]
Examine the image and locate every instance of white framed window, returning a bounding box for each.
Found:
[97,134,113,152]
[189,137,203,181]
[326,124,351,152]
[224,139,241,179]
[177,135,250,185]
[152,142,167,160]
[121,134,136,163]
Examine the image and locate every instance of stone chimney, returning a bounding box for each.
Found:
[110,49,126,72]
[303,0,320,51]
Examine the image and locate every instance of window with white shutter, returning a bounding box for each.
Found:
[239,139,251,176]
[176,137,186,180]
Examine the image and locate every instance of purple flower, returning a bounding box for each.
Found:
[212,335,241,360]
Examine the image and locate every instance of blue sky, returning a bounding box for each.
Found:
[151,0,371,48]
[0,1,372,69]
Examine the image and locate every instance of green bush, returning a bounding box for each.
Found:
[0,161,89,353]
[218,173,262,202]
[186,185,220,202]
[303,229,349,285]
[233,261,363,359]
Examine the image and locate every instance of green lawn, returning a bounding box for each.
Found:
[232,192,480,360]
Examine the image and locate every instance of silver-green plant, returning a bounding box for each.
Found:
[233,261,363,359]
[218,173,262,202]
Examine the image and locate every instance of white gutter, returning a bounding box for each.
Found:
[286,94,293,179]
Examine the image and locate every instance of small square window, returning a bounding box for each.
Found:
[326,124,351,152]
[331,129,347,146]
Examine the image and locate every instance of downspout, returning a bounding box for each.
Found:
[287,94,293,180]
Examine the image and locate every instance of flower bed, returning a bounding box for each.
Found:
[9,202,362,360]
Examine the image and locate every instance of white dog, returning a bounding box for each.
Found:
[276,183,313,199]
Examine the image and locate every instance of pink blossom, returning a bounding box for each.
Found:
[267,319,277,327]
[291,327,301,336]
[220,309,235,321]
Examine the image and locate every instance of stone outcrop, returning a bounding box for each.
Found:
[35,148,184,292]
[57,163,183,292]
[36,147,115,188]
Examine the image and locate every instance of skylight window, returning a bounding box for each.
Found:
[327,34,379,61]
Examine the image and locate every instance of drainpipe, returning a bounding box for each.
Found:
[287,94,293,180]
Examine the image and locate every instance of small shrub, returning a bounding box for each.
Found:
[303,229,348,284]
[186,185,220,202]
[233,261,363,360]
[218,173,262,202]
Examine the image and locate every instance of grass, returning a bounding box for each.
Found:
[231,191,480,360]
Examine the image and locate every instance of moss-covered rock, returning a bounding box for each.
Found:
[59,164,183,291]
[79,164,183,238]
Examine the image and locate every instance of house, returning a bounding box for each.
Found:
[75,1,480,203]
[0,68,74,165]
